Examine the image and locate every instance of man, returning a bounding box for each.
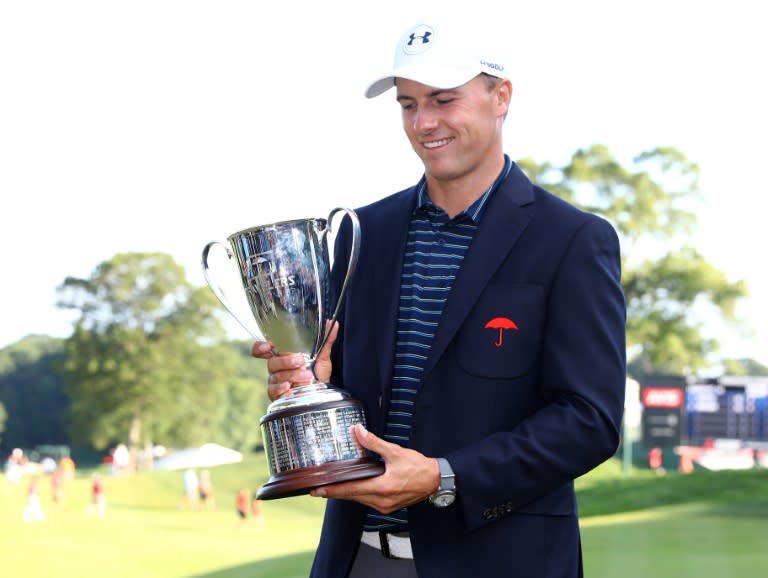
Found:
[253,15,626,578]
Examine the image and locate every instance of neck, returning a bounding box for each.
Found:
[426,154,505,218]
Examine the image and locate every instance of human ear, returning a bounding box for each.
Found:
[497,79,513,114]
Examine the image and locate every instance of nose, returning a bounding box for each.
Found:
[412,105,438,132]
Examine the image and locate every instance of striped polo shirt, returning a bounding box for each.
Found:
[364,155,513,533]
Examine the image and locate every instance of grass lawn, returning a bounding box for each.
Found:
[582,503,767,577]
[1,456,321,578]
[577,459,768,577]
[1,455,766,577]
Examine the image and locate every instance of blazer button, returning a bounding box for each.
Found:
[483,509,493,520]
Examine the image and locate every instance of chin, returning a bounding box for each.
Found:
[425,162,464,183]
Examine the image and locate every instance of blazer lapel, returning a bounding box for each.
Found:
[421,164,536,382]
[368,189,419,392]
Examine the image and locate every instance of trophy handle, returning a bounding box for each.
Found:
[201,240,264,341]
[316,207,360,355]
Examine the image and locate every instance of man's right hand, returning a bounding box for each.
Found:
[250,321,338,401]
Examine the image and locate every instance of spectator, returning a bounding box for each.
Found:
[251,488,264,528]
[41,456,57,475]
[182,468,200,510]
[112,443,130,476]
[4,448,24,484]
[50,468,64,507]
[237,487,250,526]
[648,447,666,476]
[87,473,107,518]
[23,477,46,522]
[58,455,76,480]
[199,469,215,510]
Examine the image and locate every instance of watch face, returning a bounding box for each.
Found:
[431,491,455,507]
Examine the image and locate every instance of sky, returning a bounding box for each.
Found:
[1,1,766,370]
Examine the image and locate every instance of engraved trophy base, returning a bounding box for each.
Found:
[257,457,385,500]
[257,389,384,501]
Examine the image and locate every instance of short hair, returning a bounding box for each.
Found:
[480,73,502,92]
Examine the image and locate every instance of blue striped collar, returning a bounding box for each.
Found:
[414,155,513,224]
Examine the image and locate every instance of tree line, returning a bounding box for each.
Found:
[1,145,762,465]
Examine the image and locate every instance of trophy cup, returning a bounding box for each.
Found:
[201,208,384,500]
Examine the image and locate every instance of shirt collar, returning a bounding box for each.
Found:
[414,155,513,224]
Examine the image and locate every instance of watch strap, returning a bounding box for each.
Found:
[436,457,455,491]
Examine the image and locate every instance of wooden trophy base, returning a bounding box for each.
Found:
[256,458,384,500]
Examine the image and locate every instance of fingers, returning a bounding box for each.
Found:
[312,321,338,383]
[267,380,292,400]
[309,431,436,513]
[250,341,274,359]
[267,354,312,381]
[351,424,389,455]
[252,321,338,399]
[252,340,315,399]
[319,320,339,358]
[265,353,314,400]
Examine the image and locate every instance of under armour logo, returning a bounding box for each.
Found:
[403,25,435,55]
[407,31,432,46]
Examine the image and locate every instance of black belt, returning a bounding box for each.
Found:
[361,531,413,559]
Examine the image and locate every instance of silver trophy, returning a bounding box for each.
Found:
[201,208,383,499]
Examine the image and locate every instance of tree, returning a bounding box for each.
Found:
[0,335,68,457]
[217,340,272,451]
[0,401,6,443]
[518,145,748,375]
[56,252,238,469]
[722,358,768,376]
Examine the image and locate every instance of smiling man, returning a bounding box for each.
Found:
[253,14,627,578]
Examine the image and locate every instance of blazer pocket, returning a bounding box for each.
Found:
[455,284,544,379]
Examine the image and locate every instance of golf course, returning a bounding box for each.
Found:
[1,454,765,577]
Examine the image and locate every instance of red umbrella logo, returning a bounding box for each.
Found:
[484,317,518,347]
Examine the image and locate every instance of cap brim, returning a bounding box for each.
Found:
[364,64,482,99]
[365,76,396,98]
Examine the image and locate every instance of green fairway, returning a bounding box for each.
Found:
[1,456,320,578]
[1,455,766,577]
[578,460,768,577]
[582,502,767,577]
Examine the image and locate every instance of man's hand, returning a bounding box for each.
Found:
[251,321,338,401]
[310,424,441,514]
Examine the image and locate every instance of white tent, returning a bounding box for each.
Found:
[153,443,243,471]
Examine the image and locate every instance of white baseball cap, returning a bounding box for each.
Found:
[365,17,508,98]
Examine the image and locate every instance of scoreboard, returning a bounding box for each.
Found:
[685,379,768,443]
[640,376,686,447]
[640,376,768,447]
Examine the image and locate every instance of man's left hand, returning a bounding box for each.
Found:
[309,424,441,514]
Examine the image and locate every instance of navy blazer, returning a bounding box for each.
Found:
[311,162,627,578]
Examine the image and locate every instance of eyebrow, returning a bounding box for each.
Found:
[396,88,457,103]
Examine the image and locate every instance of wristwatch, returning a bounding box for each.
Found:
[429,457,456,507]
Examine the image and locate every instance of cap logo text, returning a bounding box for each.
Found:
[480,61,504,73]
